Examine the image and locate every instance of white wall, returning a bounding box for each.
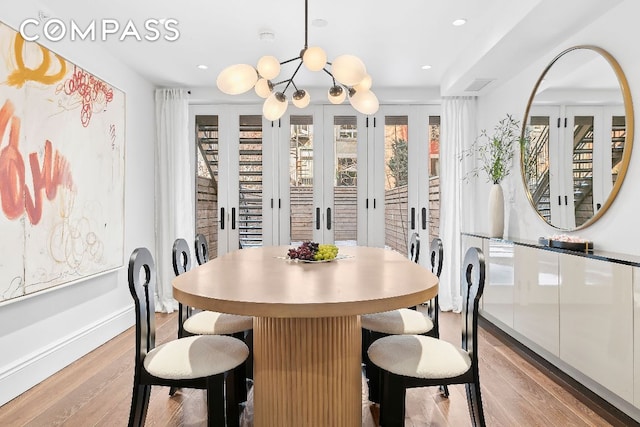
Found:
[473,0,640,255]
[0,4,156,404]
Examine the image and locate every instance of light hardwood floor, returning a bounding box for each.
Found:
[0,310,634,426]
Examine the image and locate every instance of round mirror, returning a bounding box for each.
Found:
[521,46,634,230]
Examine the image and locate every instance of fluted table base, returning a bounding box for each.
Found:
[253,316,362,427]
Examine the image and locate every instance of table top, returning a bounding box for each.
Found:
[172,245,438,318]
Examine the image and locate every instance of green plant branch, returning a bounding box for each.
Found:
[461,114,522,184]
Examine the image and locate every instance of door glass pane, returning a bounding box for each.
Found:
[573,115,594,226]
[611,115,625,187]
[525,115,551,223]
[195,115,218,258]
[289,115,314,244]
[428,116,440,241]
[238,115,263,248]
[333,116,358,246]
[384,115,408,255]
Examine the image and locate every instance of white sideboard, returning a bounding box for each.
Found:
[462,233,640,421]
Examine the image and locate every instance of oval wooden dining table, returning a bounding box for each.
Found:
[172,245,438,427]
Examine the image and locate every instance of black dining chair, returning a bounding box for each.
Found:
[361,234,445,403]
[367,246,487,426]
[176,235,253,339]
[176,236,254,381]
[128,246,249,427]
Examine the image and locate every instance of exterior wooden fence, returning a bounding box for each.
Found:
[197,177,441,259]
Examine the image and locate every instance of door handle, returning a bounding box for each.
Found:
[326,207,332,230]
[411,208,415,230]
[421,207,427,230]
[231,207,236,230]
[316,207,321,230]
[220,207,225,230]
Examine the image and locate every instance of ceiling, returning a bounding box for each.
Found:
[39,0,622,101]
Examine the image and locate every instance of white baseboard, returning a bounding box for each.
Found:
[0,305,134,406]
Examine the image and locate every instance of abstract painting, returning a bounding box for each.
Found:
[0,21,125,302]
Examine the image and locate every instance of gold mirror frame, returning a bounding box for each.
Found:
[520,45,634,230]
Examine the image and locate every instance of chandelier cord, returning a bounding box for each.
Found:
[304,0,309,49]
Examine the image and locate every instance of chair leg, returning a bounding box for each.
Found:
[361,328,370,368]
[206,375,226,427]
[225,370,241,427]
[379,371,406,427]
[232,360,247,404]
[465,382,486,427]
[169,386,177,396]
[244,329,254,381]
[365,360,381,404]
[362,329,383,404]
[128,383,151,427]
[440,384,450,397]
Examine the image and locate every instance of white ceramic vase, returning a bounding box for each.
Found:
[488,183,504,238]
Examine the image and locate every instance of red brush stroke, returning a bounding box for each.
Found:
[63,65,114,128]
[0,100,74,225]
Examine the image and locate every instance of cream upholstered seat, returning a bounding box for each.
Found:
[360,308,434,335]
[368,334,471,380]
[144,335,248,380]
[183,311,253,336]
[128,247,248,427]
[367,247,487,427]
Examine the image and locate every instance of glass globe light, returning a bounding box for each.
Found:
[255,78,273,98]
[328,85,346,104]
[353,74,372,91]
[302,46,327,71]
[292,89,310,108]
[257,55,280,80]
[216,64,258,95]
[331,55,367,86]
[263,92,288,121]
[349,88,379,115]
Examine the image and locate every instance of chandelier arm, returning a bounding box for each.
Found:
[280,57,300,65]
[272,79,292,87]
[322,67,339,82]
[284,60,304,93]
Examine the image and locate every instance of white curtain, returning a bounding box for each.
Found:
[154,89,195,312]
[439,96,477,312]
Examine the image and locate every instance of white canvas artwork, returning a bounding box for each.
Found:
[0,21,125,302]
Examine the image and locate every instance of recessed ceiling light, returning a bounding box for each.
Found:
[259,31,275,41]
[312,18,328,27]
[452,18,467,26]
[197,64,208,70]
[421,65,432,70]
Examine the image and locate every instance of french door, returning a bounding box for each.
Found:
[192,104,439,258]
[267,106,367,246]
[191,105,266,256]
[371,105,439,268]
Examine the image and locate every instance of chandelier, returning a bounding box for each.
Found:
[216,0,379,121]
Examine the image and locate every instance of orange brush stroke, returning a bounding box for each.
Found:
[7,33,67,88]
[0,100,74,225]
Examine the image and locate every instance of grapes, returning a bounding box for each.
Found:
[314,244,339,261]
[286,242,339,261]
